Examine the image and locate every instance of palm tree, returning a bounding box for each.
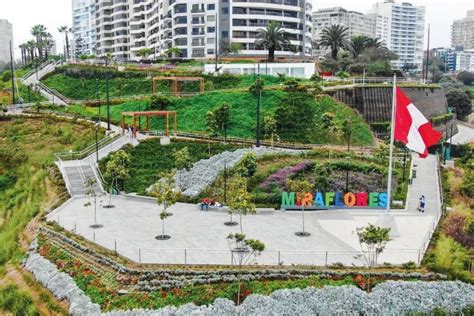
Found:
[137,48,153,60]
[31,25,48,60]
[365,38,384,49]
[58,26,72,61]
[318,24,351,60]
[254,21,290,62]
[350,35,369,58]
[26,40,36,62]
[44,33,54,59]
[19,44,27,66]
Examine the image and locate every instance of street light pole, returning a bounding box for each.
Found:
[224,161,227,205]
[105,56,111,131]
[256,62,261,147]
[9,41,16,105]
[95,123,99,163]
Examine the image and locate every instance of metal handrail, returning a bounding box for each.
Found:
[54,133,120,162]
[22,60,52,80]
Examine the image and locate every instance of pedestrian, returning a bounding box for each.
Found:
[418,195,425,213]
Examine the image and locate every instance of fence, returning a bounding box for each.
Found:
[49,217,423,267]
[54,133,120,163]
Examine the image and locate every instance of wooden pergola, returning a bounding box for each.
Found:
[122,111,177,138]
[152,76,204,97]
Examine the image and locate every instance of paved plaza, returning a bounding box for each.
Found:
[47,154,441,267]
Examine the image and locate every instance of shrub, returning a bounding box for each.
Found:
[235,152,257,178]
[425,235,471,282]
[456,71,474,85]
[460,171,474,199]
[401,261,417,270]
[443,210,473,247]
[0,284,39,316]
[149,94,174,111]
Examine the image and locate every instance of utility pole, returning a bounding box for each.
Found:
[256,62,261,147]
[214,12,219,74]
[9,41,16,105]
[424,24,430,83]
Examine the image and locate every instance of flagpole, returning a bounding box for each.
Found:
[386,74,397,212]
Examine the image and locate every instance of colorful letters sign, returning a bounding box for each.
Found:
[281,192,388,209]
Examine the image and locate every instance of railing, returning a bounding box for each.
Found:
[36,81,72,105]
[54,133,120,164]
[88,155,108,192]
[22,60,53,81]
[352,77,422,85]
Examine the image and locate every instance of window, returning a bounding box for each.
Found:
[207,4,215,10]
[207,26,215,33]
[222,31,229,38]
[222,8,229,15]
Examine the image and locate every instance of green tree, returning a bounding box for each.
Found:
[235,152,257,178]
[227,233,265,305]
[445,88,472,120]
[318,24,351,60]
[229,42,242,55]
[357,224,391,291]
[227,175,256,234]
[31,25,48,60]
[262,115,278,147]
[205,103,231,140]
[255,21,290,62]
[137,48,153,60]
[274,91,315,143]
[313,163,331,192]
[149,94,173,111]
[173,147,193,171]
[151,171,180,240]
[167,47,181,58]
[322,112,339,136]
[350,35,369,58]
[104,150,130,207]
[58,26,72,60]
[287,179,314,237]
[342,116,353,151]
[249,77,264,96]
[456,71,474,85]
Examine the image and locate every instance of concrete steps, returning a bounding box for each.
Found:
[63,165,103,196]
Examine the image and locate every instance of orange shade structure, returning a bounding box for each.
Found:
[122,111,177,138]
[152,76,204,97]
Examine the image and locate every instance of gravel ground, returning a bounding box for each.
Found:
[175,147,301,197]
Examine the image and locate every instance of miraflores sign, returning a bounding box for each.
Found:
[281,192,388,209]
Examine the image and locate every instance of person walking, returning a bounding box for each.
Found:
[418,195,426,213]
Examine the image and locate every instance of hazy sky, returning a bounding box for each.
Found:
[1,0,474,58]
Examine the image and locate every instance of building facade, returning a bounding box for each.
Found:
[92,0,312,61]
[72,0,96,57]
[312,7,376,44]
[0,19,13,63]
[452,10,474,51]
[369,1,425,70]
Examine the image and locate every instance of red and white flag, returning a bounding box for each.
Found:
[394,88,442,158]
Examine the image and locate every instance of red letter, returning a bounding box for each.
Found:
[356,193,368,206]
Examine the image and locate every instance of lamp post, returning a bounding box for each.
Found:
[105,55,111,131]
[224,161,227,205]
[256,62,261,147]
[95,122,99,163]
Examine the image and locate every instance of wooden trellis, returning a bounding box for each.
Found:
[122,111,177,137]
[152,76,204,97]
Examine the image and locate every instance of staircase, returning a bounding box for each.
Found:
[63,165,103,196]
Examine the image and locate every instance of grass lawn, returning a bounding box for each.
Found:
[99,138,242,194]
[49,90,374,146]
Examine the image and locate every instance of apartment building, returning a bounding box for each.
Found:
[72,0,96,57]
[369,1,425,69]
[452,10,474,51]
[312,7,376,43]
[92,0,312,61]
[0,19,13,63]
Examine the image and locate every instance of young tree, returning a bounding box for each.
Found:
[262,115,278,148]
[229,42,243,55]
[313,163,331,192]
[137,48,153,60]
[173,147,193,171]
[84,178,102,229]
[103,150,130,208]
[226,176,256,233]
[151,171,180,240]
[322,112,339,137]
[227,233,265,305]
[357,224,391,291]
[254,21,290,62]
[167,47,181,59]
[341,116,353,152]
[445,88,472,120]
[287,179,314,237]
[206,103,231,141]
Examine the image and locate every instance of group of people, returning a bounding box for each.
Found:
[123,125,137,138]
[199,198,223,211]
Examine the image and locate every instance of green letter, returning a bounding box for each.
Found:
[369,192,379,207]
[325,192,335,207]
[282,192,295,207]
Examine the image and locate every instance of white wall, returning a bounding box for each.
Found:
[204,62,316,79]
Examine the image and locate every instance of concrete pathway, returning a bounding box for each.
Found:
[47,154,441,267]
[451,123,474,145]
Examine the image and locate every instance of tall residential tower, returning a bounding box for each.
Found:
[452,10,474,51]
[72,0,96,57]
[0,19,13,63]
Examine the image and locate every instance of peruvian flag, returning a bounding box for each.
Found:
[394,88,442,158]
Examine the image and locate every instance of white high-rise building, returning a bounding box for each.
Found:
[368,0,425,69]
[92,0,312,61]
[452,10,474,51]
[312,7,376,43]
[72,0,96,57]
[0,19,13,63]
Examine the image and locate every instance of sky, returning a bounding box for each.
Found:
[1,0,474,59]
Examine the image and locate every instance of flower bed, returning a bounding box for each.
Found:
[259,161,313,191]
